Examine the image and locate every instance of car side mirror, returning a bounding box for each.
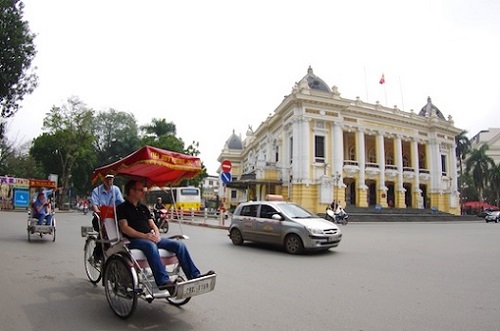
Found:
[271,214,283,221]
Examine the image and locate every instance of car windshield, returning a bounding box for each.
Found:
[279,203,316,218]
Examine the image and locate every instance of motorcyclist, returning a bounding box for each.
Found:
[334,205,348,224]
[153,197,166,220]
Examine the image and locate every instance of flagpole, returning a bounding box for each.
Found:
[364,66,369,102]
[399,76,405,111]
[384,83,387,107]
[379,73,386,106]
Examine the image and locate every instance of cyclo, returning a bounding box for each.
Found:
[82,146,216,318]
[27,179,57,242]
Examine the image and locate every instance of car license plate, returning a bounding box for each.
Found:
[176,275,216,299]
[328,236,337,242]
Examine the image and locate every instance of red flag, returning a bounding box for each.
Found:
[379,74,385,84]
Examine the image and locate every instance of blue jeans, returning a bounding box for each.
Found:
[127,237,201,286]
[37,214,52,226]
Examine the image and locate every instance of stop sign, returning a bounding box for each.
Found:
[221,159,232,173]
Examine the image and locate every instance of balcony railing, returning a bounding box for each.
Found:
[365,162,379,168]
[344,160,358,166]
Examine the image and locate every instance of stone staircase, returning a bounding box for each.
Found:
[321,206,481,222]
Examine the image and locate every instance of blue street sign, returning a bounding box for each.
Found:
[14,188,30,208]
[220,172,232,184]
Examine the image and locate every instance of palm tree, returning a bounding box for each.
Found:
[489,163,500,207]
[465,144,495,201]
[141,118,176,138]
[455,130,470,204]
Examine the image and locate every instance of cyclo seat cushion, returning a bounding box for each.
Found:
[129,248,178,268]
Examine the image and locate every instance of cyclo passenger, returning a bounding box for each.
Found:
[33,191,53,226]
[90,174,124,260]
[116,180,215,295]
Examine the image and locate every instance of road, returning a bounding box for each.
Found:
[1,210,499,331]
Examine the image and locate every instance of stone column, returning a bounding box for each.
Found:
[332,122,344,205]
[428,135,441,209]
[356,128,368,207]
[291,116,310,183]
[411,139,422,208]
[376,132,387,207]
[394,135,405,208]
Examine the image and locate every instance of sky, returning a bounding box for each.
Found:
[6,0,500,175]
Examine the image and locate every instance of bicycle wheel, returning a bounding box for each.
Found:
[103,255,137,319]
[83,237,101,284]
[166,270,191,306]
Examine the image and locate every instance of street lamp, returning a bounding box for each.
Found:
[333,172,341,203]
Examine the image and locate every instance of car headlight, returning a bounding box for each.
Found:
[306,227,324,235]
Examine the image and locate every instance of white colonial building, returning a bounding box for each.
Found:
[218,67,462,215]
[469,128,500,165]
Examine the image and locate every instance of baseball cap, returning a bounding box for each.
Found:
[105,174,115,179]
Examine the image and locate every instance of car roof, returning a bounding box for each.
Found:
[240,200,290,206]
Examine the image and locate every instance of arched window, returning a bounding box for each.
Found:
[385,151,394,165]
[402,154,410,167]
[419,153,426,169]
[368,148,376,163]
[348,146,356,160]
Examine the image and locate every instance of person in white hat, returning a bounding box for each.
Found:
[90,174,124,259]
[91,174,124,221]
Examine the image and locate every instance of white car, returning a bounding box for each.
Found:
[228,198,342,254]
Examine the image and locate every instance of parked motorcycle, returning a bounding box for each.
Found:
[153,208,169,233]
[325,207,349,226]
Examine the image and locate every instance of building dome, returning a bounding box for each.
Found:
[418,96,446,120]
[225,130,243,150]
[299,66,331,92]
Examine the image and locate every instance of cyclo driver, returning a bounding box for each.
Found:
[90,174,124,260]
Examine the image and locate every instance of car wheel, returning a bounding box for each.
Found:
[229,228,244,245]
[284,234,304,255]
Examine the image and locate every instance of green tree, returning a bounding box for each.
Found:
[465,144,495,201]
[455,130,470,204]
[93,109,140,165]
[0,0,38,139]
[140,118,184,152]
[0,132,14,173]
[182,141,207,187]
[141,118,176,138]
[460,172,478,202]
[488,163,500,207]
[0,140,43,178]
[31,97,94,206]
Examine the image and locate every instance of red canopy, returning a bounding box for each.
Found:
[91,146,202,187]
[461,201,498,210]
